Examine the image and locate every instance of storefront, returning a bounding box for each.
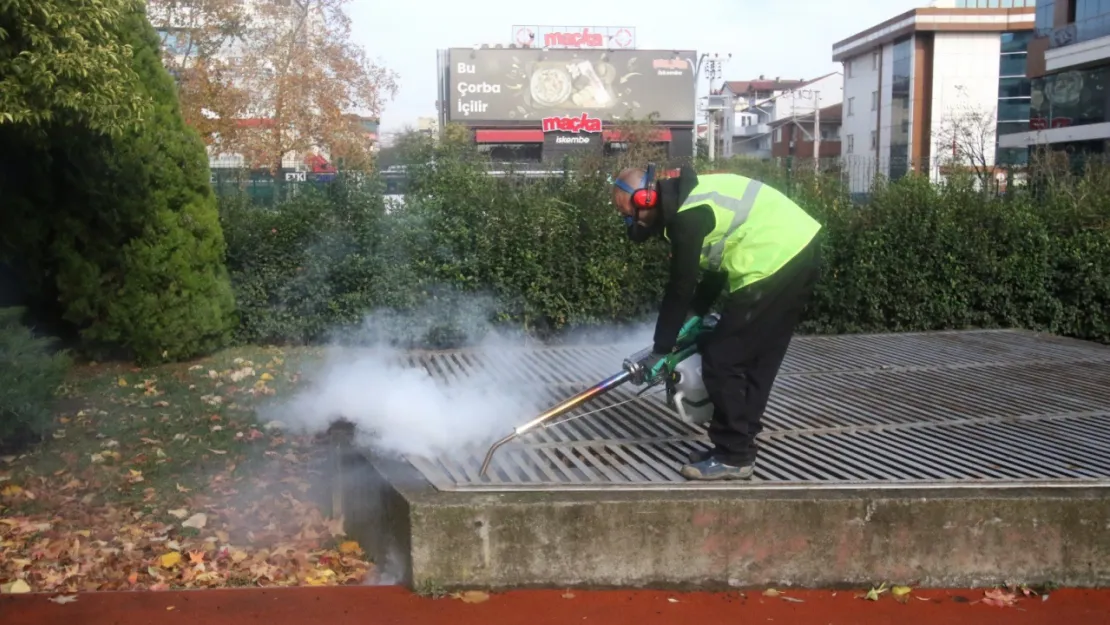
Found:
[438,45,697,165]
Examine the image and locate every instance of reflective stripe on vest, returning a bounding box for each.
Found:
[681,180,764,271]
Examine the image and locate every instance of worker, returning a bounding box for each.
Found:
[611,164,822,480]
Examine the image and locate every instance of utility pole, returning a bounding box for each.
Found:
[812,89,821,174]
[699,53,730,162]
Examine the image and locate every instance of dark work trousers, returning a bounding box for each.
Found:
[698,236,821,465]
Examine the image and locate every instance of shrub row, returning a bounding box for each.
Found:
[220,133,1109,348]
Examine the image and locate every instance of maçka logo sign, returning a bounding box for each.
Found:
[541,113,602,133]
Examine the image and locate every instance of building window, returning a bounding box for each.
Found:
[847,97,855,115]
[889,35,913,181]
[847,134,854,154]
[774,127,782,142]
[871,91,878,111]
[995,30,1033,165]
[1034,1,1056,37]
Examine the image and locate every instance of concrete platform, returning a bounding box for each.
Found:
[331,329,1110,590]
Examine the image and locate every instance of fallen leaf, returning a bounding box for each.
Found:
[892,586,912,597]
[167,606,175,611]
[864,582,888,601]
[0,484,23,497]
[781,596,805,603]
[455,590,490,603]
[562,592,575,599]
[176,483,191,493]
[118,377,129,387]
[982,588,1017,608]
[160,552,182,568]
[667,597,678,603]
[338,541,362,555]
[260,373,274,381]
[48,595,78,604]
[762,588,782,597]
[2,579,31,594]
[182,513,207,529]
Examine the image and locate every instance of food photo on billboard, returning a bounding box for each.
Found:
[449,48,697,124]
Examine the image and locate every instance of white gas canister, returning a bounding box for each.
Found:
[669,353,713,426]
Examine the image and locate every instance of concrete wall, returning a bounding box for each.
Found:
[842,51,880,160]
[842,44,889,194]
[929,32,1004,177]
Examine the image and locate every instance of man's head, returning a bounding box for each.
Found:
[611,166,659,228]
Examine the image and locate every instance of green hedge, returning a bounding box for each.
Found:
[219,134,1109,349]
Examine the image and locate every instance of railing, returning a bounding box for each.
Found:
[1046,13,1110,49]
[734,123,770,137]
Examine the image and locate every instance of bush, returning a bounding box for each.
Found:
[0,308,72,454]
[218,129,1110,349]
[0,4,238,364]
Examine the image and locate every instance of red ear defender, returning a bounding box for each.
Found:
[630,163,658,209]
[631,187,657,209]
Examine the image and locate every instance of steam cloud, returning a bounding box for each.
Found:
[259,294,657,463]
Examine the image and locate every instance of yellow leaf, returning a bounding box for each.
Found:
[1,484,22,497]
[118,377,129,387]
[892,585,912,597]
[455,590,490,604]
[338,541,362,555]
[762,588,781,597]
[260,373,274,381]
[160,552,182,568]
[2,579,31,594]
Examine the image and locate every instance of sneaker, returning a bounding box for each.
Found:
[680,457,755,481]
[688,448,713,464]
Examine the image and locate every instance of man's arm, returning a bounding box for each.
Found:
[691,271,727,316]
[652,206,714,353]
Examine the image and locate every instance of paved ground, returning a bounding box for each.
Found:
[3,586,1110,625]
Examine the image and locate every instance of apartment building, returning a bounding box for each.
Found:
[998,0,1110,156]
[716,73,843,159]
[832,1,1036,193]
[768,104,843,159]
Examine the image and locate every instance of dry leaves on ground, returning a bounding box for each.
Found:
[0,350,374,593]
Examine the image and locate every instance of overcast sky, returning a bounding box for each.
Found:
[347,0,926,133]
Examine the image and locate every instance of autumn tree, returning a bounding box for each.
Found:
[148,0,398,174]
[145,0,250,145]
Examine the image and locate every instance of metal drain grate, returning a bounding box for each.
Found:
[401,330,1110,491]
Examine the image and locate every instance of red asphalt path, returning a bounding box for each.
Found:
[2,585,1109,625]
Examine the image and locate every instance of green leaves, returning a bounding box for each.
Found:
[0,0,151,136]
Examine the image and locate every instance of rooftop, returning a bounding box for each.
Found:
[832,6,1035,62]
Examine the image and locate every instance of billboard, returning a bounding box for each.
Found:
[447,47,697,124]
[509,26,636,49]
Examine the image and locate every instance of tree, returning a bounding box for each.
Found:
[932,87,998,191]
[147,0,399,174]
[0,3,238,364]
[0,0,151,135]
[145,0,249,145]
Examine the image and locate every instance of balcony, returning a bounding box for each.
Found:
[1044,14,1110,73]
[735,123,770,137]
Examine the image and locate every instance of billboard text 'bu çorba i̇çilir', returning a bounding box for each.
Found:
[448,48,697,124]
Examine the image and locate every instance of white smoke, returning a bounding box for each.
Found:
[260,296,658,463]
